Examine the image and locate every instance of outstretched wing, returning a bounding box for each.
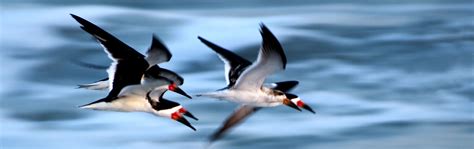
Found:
[198,36,252,88]
[145,34,172,66]
[71,14,145,60]
[145,65,184,86]
[233,24,287,91]
[71,14,149,98]
[209,105,261,143]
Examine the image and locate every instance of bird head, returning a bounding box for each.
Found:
[286,93,315,114]
[167,83,192,99]
[273,90,301,111]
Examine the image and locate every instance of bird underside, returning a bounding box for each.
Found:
[80,95,151,112]
[198,88,282,107]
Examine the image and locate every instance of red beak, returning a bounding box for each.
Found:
[168,83,192,99]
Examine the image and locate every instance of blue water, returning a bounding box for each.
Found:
[1,1,473,149]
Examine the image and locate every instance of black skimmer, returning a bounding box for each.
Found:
[71,14,191,109]
[198,35,314,113]
[82,78,196,130]
[76,26,173,91]
[71,14,150,100]
[197,24,315,143]
[72,14,195,130]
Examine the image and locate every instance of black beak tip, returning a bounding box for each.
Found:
[176,117,197,131]
[289,103,302,111]
[303,104,316,114]
[187,124,197,131]
[185,94,193,99]
[302,105,316,114]
[184,111,199,121]
[174,88,193,99]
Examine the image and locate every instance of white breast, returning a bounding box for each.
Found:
[107,95,152,112]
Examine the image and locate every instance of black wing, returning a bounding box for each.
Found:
[71,14,145,60]
[145,34,172,66]
[145,65,184,85]
[232,23,287,91]
[209,105,261,143]
[71,14,149,99]
[198,36,252,88]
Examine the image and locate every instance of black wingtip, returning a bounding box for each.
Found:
[70,14,103,38]
[209,132,220,143]
[149,33,172,61]
[70,14,88,25]
[197,36,226,54]
[259,22,268,31]
[197,36,223,53]
[259,23,287,69]
[78,101,97,108]
[78,97,110,108]
[70,13,78,19]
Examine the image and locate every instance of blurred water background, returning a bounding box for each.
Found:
[1,0,473,149]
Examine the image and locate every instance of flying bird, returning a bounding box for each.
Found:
[71,14,196,130]
[76,28,173,90]
[198,35,314,113]
[197,24,314,143]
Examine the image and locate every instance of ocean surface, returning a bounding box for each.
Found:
[1,0,473,149]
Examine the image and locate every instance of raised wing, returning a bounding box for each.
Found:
[209,105,261,143]
[232,24,287,91]
[78,65,184,92]
[71,14,149,98]
[75,34,172,90]
[71,14,145,60]
[198,36,252,88]
[145,34,172,66]
[144,65,184,85]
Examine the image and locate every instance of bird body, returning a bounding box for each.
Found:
[197,24,306,143]
[81,94,151,112]
[199,87,286,107]
[71,14,196,131]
